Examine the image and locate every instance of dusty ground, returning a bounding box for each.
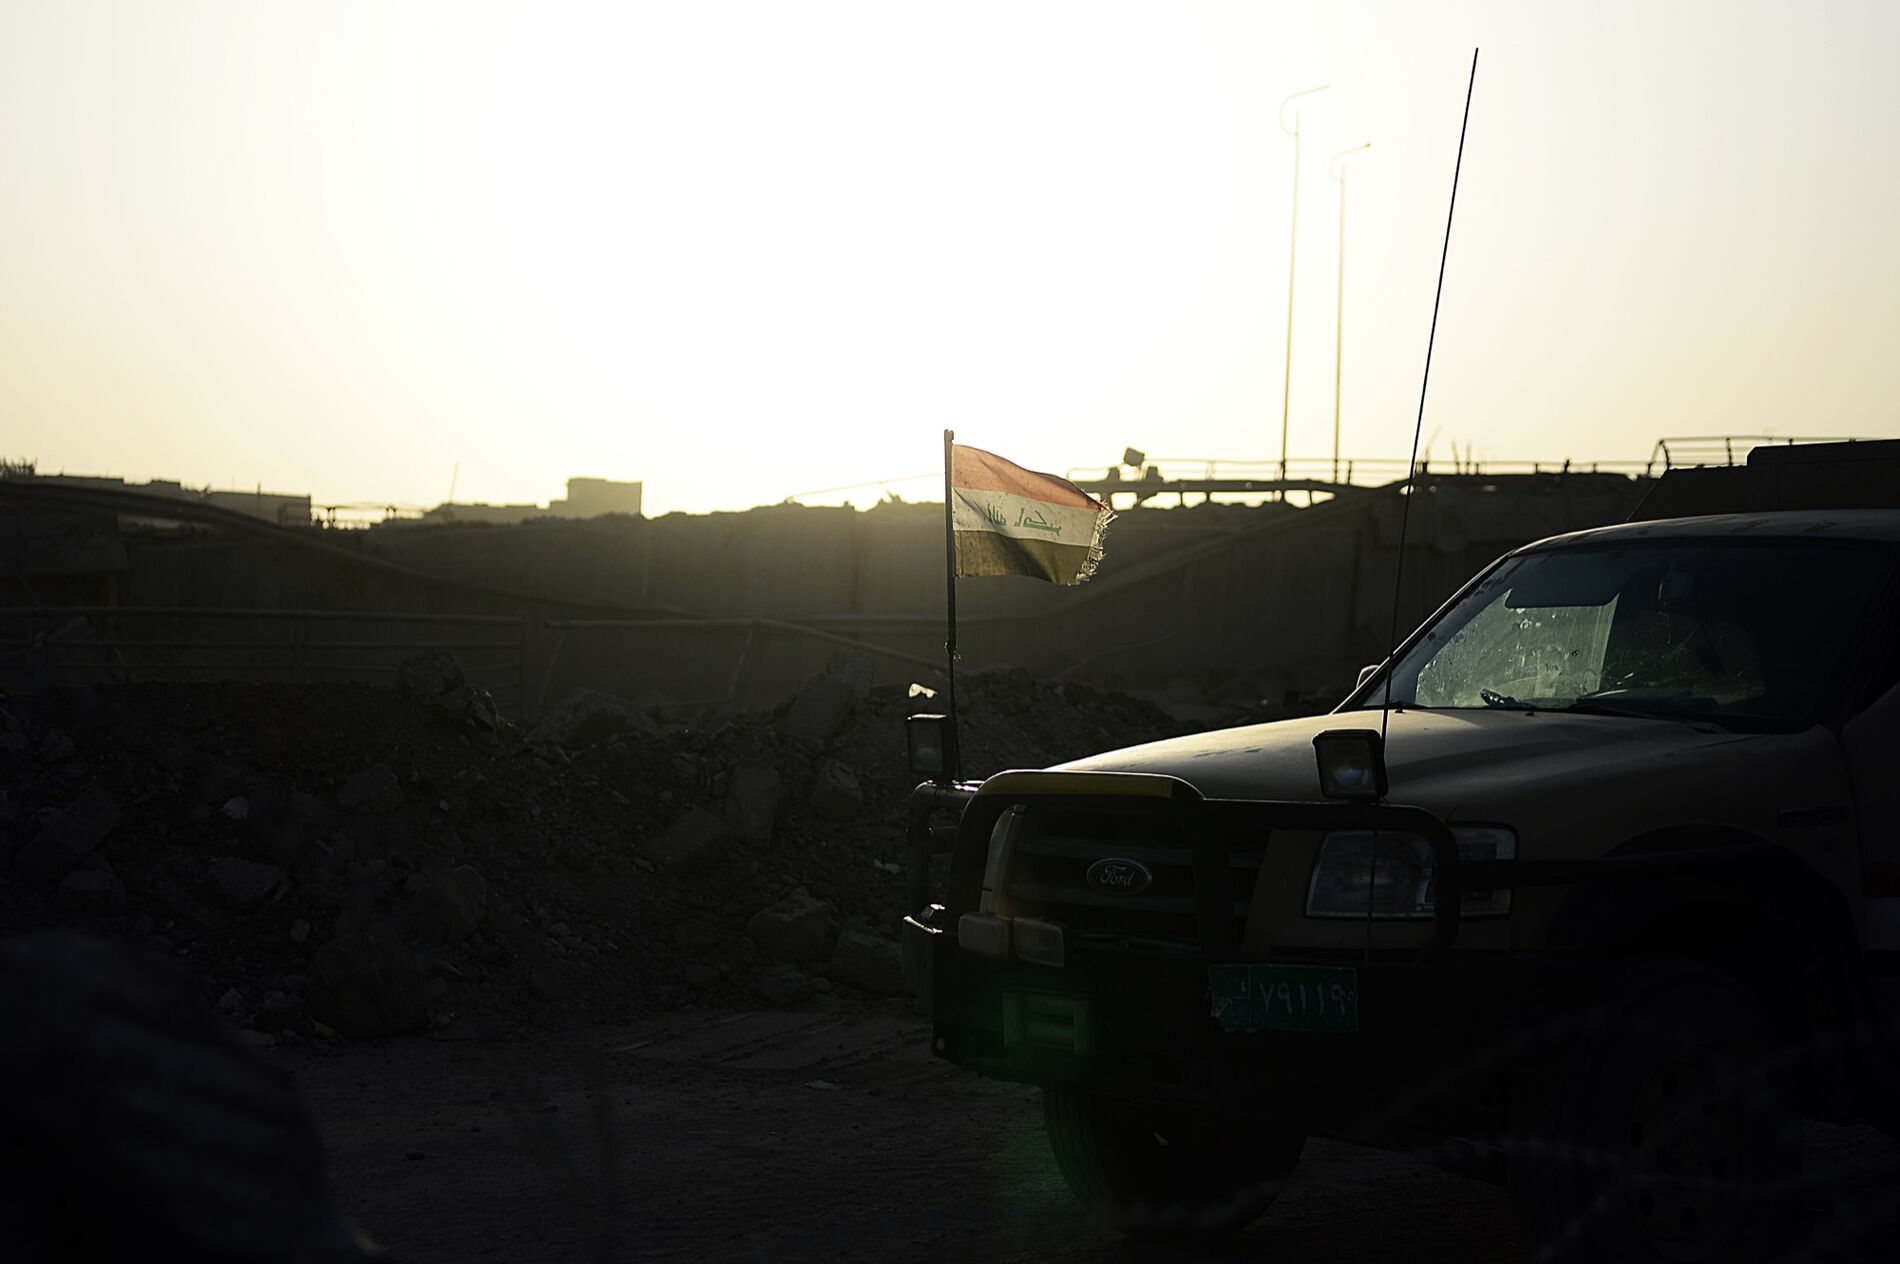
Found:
[291,1008,1900,1264]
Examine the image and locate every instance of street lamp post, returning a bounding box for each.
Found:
[1278,85,1329,496]
[1330,142,1371,489]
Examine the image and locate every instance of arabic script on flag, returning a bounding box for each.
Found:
[950,445,1113,585]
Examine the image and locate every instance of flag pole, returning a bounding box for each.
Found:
[942,428,960,779]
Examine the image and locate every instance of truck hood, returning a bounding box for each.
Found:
[1051,707,1760,819]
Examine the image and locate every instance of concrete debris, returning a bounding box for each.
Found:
[745,892,831,962]
[307,927,430,1038]
[825,649,875,700]
[807,759,863,822]
[530,687,658,750]
[724,765,783,844]
[254,997,307,1035]
[12,787,119,882]
[0,666,1184,1036]
[645,807,730,871]
[56,858,126,911]
[337,764,402,815]
[779,674,856,744]
[397,649,466,702]
[754,963,810,1008]
[401,864,489,946]
[207,859,285,911]
[830,930,907,995]
[243,786,328,866]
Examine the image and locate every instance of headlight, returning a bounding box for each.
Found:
[1304,826,1515,919]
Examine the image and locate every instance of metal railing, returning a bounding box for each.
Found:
[1646,435,1869,473]
[0,607,526,709]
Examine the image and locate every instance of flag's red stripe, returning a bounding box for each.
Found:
[950,445,1099,509]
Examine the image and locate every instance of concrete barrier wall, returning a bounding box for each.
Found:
[66,475,1647,717]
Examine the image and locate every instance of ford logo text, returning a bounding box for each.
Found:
[1085,858,1154,897]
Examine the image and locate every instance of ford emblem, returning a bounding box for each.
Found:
[1085,857,1153,897]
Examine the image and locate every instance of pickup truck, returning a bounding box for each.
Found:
[900,439,1900,1262]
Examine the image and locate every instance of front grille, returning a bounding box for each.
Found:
[1004,801,1265,944]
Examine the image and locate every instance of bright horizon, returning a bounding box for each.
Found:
[4,1,1898,516]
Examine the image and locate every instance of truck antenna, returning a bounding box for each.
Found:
[1381,48,1479,753]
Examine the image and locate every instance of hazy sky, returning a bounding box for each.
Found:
[4,1,1897,516]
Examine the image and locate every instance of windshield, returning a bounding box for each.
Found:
[1368,540,1892,728]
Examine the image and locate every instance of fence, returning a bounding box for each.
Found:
[0,607,527,712]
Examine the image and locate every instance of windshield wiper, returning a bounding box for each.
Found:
[1479,688,1534,710]
[1552,701,1747,730]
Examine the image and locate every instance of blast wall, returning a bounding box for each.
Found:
[67,474,1646,716]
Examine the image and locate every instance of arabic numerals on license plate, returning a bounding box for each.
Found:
[1208,964,1360,1033]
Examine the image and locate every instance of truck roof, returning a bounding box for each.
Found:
[1523,508,1900,553]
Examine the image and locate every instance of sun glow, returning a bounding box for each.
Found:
[3,1,1898,515]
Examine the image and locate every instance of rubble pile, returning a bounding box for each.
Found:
[0,655,1183,1042]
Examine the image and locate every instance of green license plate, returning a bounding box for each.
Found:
[1209,964,1360,1033]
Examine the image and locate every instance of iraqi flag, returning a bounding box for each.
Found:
[950,444,1114,585]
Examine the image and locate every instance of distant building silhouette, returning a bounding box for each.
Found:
[419,476,642,526]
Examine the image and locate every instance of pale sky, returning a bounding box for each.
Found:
[3,1,1897,516]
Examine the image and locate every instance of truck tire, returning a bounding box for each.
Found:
[1042,1087,1305,1241]
[1507,962,1802,1263]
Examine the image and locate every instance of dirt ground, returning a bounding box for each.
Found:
[289,1007,1900,1264]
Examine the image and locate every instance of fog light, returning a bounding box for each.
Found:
[1313,728,1389,801]
[1012,918,1066,968]
[958,913,1009,958]
[907,714,959,782]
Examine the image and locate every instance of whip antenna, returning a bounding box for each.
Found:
[1381,48,1479,749]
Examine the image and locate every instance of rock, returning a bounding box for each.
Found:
[290,919,311,944]
[724,765,783,844]
[825,649,875,699]
[680,963,719,989]
[255,997,307,1035]
[808,759,863,822]
[397,648,502,733]
[206,858,284,910]
[55,859,127,908]
[397,649,466,702]
[745,893,831,962]
[337,764,401,815]
[307,927,430,1037]
[401,865,489,946]
[236,1029,278,1049]
[645,808,730,872]
[12,787,119,882]
[530,688,658,750]
[754,963,810,1008]
[674,920,723,950]
[830,930,907,995]
[222,797,250,821]
[525,963,571,1002]
[245,788,328,866]
[779,674,855,743]
[218,987,245,1012]
[55,858,126,911]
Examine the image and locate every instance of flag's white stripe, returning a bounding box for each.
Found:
[952,488,1099,546]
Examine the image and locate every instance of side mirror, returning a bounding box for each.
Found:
[1356,663,1381,689]
[1313,729,1389,801]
